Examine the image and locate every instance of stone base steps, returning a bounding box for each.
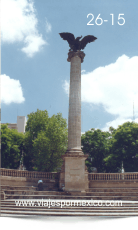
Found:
[1,185,37,191]
[3,192,138,200]
[2,186,138,201]
[87,187,138,192]
[4,190,138,196]
[0,191,5,200]
[2,185,138,192]
[1,185,52,191]
[1,184,138,216]
[1,200,138,216]
[3,195,138,200]
[2,211,138,216]
[3,190,70,195]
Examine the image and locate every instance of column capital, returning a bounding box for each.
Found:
[67,51,85,63]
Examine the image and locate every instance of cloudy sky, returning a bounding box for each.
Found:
[1,0,138,132]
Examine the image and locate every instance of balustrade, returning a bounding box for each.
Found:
[0,168,59,180]
[88,172,138,181]
[1,168,138,181]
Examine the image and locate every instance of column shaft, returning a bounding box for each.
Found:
[68,55,81,151]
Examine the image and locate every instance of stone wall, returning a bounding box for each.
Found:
[0,169,59,190]
[0,175,59,190]
[89,172,138,188]
[89,181,138,188]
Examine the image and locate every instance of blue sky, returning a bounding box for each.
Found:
[1,0,138,133]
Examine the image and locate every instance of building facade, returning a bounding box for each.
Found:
[2,116,27,133]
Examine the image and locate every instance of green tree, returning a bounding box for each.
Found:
[104,122,138,172]
[81,128,111,172]
[1,124,25,169]
[24,109,68,172]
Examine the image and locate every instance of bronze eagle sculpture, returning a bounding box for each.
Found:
[59,32,97,52]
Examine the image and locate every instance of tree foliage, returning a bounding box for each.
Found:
[24,109,68,172]
[1,124,25,169]
[2,113,138,173]
[104,122,138,172]
[82,122,138,173]
[81,128,111,172]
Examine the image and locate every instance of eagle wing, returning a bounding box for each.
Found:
[80,35,97,50]
[59,32,75,45]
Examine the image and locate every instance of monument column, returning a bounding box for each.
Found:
[59,32,97,193]
[59,51,89,192]
[67,51,85,154]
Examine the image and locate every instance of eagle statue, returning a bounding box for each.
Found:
[59,32,97,52]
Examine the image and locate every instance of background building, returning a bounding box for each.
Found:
[2,116,27,133]
[17,116,26,133]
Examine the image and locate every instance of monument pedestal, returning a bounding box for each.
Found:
[65,153,88,192]
[59,151,89,192]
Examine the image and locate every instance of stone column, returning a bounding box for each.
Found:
[59,51,89,192]
[67,51,85,154]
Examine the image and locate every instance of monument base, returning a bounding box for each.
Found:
[59,150,89,192]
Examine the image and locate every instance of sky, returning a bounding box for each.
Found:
[1,1,138,225]
[1,0,138,133]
